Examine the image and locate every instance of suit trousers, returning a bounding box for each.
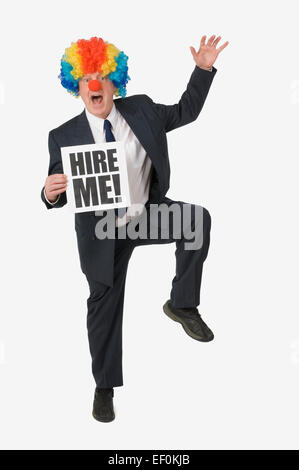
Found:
[85,197,212,388]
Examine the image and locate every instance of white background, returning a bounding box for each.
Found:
[1,0,298,450]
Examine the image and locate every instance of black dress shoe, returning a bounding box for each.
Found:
[163,300,214,342]
[92,387,115,422]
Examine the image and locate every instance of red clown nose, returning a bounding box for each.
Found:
[88,80,102,91]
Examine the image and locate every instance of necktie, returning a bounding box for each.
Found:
[103,119,127,219]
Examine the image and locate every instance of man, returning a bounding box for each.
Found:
[41,35,228,422]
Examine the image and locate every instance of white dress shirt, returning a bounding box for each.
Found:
[45,102,153,227]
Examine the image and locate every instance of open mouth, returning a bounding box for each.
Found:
[91,94,103,104]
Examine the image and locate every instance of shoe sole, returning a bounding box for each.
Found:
[163,301,214,342]
[92,411,115,423]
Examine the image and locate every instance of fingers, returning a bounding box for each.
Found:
[191,35,229,63]
[216,41,229,53]
[207,35,216,46]
[46,183,67,195]
[45,185,66,202]
[45,173,68,200]
[49,183,67,190]
[200,35,207,49]
[46,188,67,200]
[189,46,197,60]
[45,174,67,187]
[51,187,67,196]
[54,175,67,183]
[200,34,229,51]
[48,174,67,184]
[212,36,222,47]
[46,180,67,193]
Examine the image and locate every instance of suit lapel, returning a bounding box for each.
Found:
[74,100,160,176]
[114,99,162,187]
[74,109,96,145]
[114,98,158,165]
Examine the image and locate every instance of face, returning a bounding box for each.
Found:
[78,72,117,118]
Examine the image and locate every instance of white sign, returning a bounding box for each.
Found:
[61,141,131,213]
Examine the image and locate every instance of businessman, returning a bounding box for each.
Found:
[41,35,228,422]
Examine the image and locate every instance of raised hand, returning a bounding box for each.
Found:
[190,35,229,70]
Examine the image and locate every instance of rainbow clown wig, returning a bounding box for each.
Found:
[58,36,130,98]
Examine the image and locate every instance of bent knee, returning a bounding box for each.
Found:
[87,280,110,302]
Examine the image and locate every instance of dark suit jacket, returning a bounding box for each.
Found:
[41,65,217,286]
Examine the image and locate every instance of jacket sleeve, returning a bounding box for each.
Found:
[146,65,217,133]
[41,130,67,209]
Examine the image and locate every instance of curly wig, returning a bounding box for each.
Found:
[58,36,130,98]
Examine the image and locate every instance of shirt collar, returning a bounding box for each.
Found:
[85,101,118,133]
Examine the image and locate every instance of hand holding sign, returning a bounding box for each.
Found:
[45,174,68,203]
[61,140,131,213]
